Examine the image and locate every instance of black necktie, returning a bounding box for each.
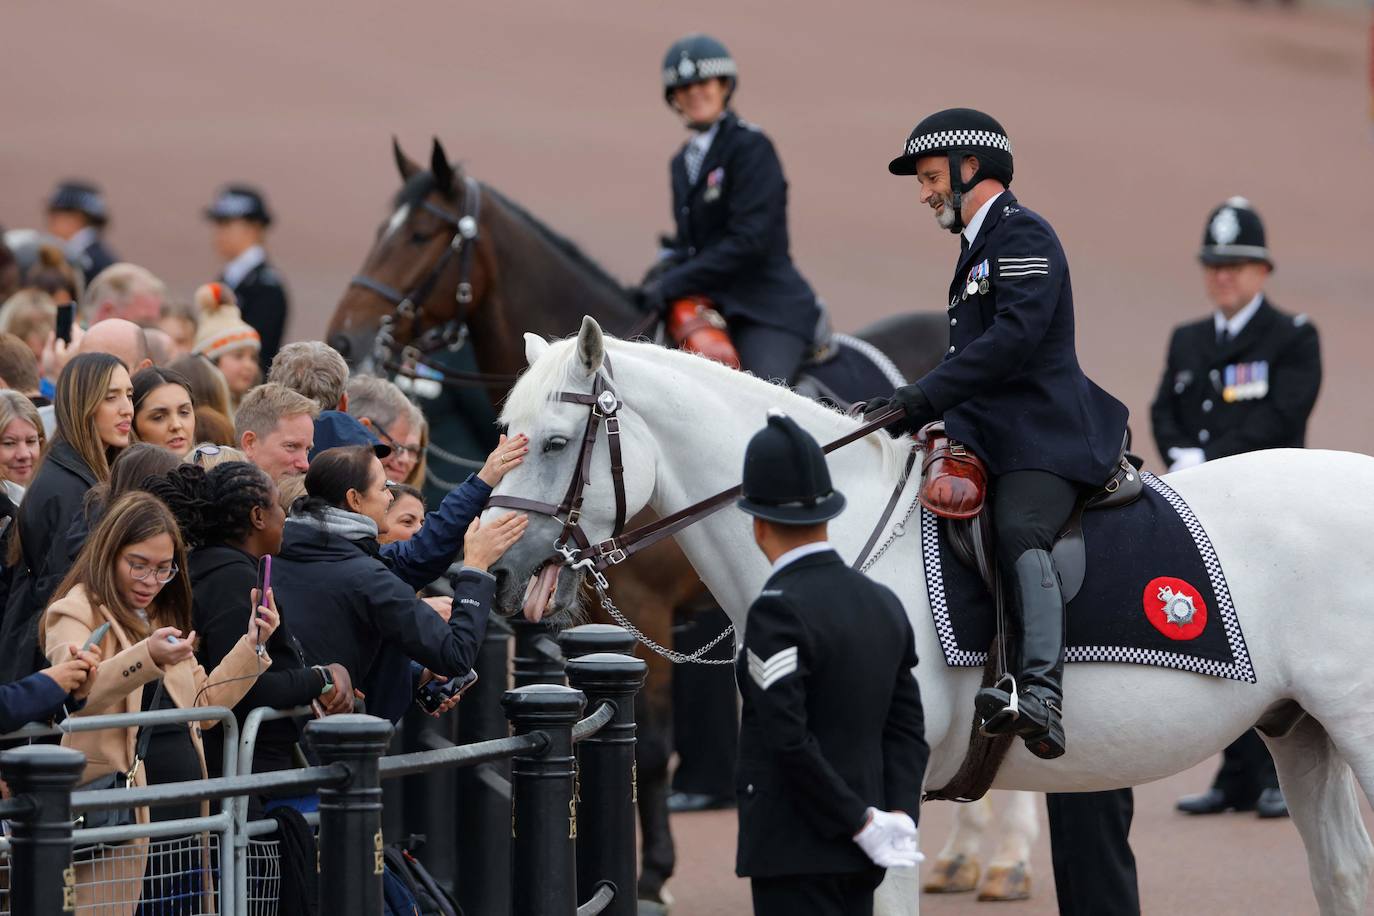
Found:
[1218,327,1233,347]
[960,234,970,255]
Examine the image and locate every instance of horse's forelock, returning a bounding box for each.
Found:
[499,336,584,428]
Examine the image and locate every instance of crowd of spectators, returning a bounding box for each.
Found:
[0,183,531,913]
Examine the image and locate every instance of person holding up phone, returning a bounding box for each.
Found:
[40,490,277,912]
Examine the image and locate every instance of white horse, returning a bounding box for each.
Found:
[486,318,1374,915]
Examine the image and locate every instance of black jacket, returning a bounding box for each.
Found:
[915,192,1129,487]
[0,440,98,681]
[658,112,820,341]
[1150,297,1320,463]
[735,549,927,879]
[76,237,118,283]
[190,544,325,776]
[273,520,491,724]
[228,260,289,369]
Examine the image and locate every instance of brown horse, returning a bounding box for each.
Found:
[328,137,950,905]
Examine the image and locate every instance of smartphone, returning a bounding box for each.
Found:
[253,555,272,655]
[55,302,75,344]
[416,670,479,714]
[81,621,111,652]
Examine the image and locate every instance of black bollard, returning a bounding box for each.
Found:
[566,653,647,916]
[0,744,85,915]
[308,714,394,916]
[455,613,513,916]
[511,617,566,687]
[503,683,585,916]
[557,623,637,660]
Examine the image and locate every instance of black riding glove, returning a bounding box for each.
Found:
[863,384,937,438]
[632,281,668,316]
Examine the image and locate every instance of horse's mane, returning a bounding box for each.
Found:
[485,187,632,302]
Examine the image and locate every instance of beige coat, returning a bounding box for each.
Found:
[44,584,270,915]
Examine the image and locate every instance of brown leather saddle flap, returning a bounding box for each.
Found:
[916,421,987,520]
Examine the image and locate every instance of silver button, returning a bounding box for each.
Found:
[680,206,689,215]
[950,318,957,326]
[1202,399,1213,412]
[688,246,697,255]
[948,346,956,354]
[746,783,754,794]
[1198,429,1210,444]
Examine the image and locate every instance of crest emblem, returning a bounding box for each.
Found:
[678,56,697,79]
[1142,576,1208,641]
[1210,207,1241,246]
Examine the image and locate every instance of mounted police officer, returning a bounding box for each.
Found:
[869,108,1129,760]
[44,179,118,282]
[1155,197,1319,820]
[638,34,821,385]
[733,412,927,916]
[206,184,290,368]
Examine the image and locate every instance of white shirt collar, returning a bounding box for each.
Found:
[65,226,99,260]
[222,245,266,289]
[689,119,722,156]
[769,540,834,577]
[961,191,1006,248]
[1214,293,1264,339]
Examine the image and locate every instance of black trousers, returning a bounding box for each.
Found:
[991,469,1079,570]
[733,319,810,385]
[1212,728,1279,800]
[750,871,883,916]
[1047,789,1140,916]
[670,605,738,797]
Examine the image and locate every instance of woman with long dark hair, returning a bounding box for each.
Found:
[0,352,132,681]
[132,366,196,458]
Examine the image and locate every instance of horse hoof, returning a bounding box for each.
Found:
[922,854,980,893]
[977,863,1032,902]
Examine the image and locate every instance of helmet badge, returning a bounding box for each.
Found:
[1210,208,1241,246]
[678,56,697,79]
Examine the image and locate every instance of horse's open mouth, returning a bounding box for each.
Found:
[521,562,562,623]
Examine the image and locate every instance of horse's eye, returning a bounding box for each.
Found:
[543,436,569,454]
[408,231,433,246]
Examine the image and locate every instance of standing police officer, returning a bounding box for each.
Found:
[640,34,821,384]
[735,412,927,916]
[44,180,118,282]
[206,184,290,368]
[1154,197,1320,820]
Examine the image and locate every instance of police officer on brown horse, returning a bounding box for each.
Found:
[868,108,1129,760]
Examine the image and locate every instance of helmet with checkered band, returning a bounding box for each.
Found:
[662,34,738,105]
[887,108,1014,233]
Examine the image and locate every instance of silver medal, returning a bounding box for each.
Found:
[965,280,979,297]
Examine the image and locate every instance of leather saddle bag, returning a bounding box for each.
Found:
[916,421,987,520]
[666,296,741,369]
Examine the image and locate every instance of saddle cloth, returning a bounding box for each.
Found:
[921,472,1256,683]
[794,333,907,409]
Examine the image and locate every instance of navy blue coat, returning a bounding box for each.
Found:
[228,260,289,369]
[0,670,72,733]
[657,112,820,340]
[915,193,1128,487]
[75,237,118,283]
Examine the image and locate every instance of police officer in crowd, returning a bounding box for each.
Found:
[45,180,119,282]
[1154,197,1320,820]
[639,34,821,384]
[206,184,290,368]
[735,412,926,916]
[872,108,1143,916]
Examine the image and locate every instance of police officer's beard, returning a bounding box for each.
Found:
[934,192,959,230]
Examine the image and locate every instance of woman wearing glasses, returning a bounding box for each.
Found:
[41,490,278,914]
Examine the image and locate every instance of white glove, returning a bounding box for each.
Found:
[853,807,924,869]
[1167,447,1206,472]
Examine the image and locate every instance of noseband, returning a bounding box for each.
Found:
[349,176,483,369]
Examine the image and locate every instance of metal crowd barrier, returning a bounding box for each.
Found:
[0,625,646,916]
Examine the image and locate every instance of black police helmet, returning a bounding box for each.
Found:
[662,34,738,104]
[888,108,1014,186]
[204,184,273,226]
[737,411,846,526]
[1199,197,1272,268]
[46,180,109,227]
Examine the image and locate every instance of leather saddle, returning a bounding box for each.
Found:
[918,421,1144,602]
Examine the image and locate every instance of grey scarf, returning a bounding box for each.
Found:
[286,505,378,542]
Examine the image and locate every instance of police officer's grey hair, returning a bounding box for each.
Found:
[80,263,167,320]
[345,375,412,431]
[268,341,351,412]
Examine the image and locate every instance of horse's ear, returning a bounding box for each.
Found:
[524,332,550,366]
[431,137,454,192]
[576,316,605,376]
[392,136,420,180]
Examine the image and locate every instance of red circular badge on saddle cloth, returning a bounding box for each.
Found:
[1142,577,1208,641]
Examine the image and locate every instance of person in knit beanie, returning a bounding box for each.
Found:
[191,282,261,405]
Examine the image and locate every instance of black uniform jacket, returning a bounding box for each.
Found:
[0,440,98,682]
[915,192,1128,487]
[190,543,324,776]
[658,111,820,340]
[76,238,117,282]
[735,549,928,879]
[273,521,490,724]
[1150,297,1320,463]
[228,260,289,368]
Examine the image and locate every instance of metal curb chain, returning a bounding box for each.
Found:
[591,578,736,665]
[860,492,922,574]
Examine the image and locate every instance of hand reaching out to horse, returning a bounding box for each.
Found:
[464,513,528,572]
[478,434,530,487]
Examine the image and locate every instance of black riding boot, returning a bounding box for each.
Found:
[975,548,1067,759]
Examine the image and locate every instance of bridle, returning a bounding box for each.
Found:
[348,175,486,373]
